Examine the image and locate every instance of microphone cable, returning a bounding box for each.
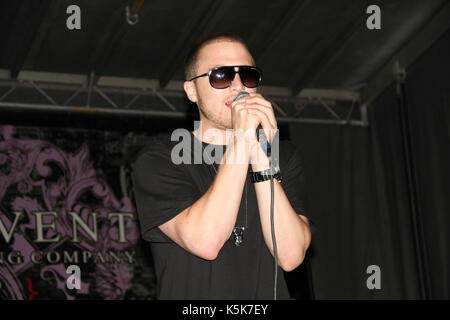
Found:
[261,140,278,300]
[269,158,277,300]
[259,125,278,300]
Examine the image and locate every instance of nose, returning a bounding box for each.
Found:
[230,67,245,92]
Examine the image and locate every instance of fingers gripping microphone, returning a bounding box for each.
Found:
[233,92,271,158]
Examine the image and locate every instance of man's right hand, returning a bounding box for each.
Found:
[230,94,260,147]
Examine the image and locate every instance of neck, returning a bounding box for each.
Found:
[193,121,233,145]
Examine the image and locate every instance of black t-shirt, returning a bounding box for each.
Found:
[131,130,309,299]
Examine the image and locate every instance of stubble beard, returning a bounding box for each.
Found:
[197,98,232,131]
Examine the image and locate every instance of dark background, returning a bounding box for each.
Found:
[291,30,450,299]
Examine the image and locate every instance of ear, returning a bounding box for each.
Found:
[184,81,198,103]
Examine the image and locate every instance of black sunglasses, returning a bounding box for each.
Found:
[189,65,262,89]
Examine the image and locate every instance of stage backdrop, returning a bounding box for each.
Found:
[0,125,156,300]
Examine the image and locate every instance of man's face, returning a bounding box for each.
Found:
[187,41,257,130]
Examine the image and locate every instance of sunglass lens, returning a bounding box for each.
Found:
[210,67,235,89]
[240,67,261,88]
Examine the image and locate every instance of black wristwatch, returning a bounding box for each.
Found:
[250,167,282,183]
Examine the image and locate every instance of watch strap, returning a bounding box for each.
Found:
[250,167,282,183]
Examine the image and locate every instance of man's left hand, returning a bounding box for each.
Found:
[243,93,278,169]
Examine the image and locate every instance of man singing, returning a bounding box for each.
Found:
[132,33,312,299]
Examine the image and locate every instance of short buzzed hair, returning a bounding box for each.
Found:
[184,32,254,81]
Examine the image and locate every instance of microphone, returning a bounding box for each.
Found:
[233,92,271,157]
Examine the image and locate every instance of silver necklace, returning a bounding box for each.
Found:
[197,134,248,246]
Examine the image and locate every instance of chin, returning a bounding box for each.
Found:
[221,119,233,130]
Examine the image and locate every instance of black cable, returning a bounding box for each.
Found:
[263,135,277,300]
[270,172,277,300]
[395,68,431,298]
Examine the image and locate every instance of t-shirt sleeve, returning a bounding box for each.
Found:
[131,142,201,243]
[281,142,315,232]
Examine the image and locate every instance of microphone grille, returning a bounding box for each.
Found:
[233,91,249,101]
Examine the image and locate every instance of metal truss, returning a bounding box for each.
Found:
[0,70,368,127]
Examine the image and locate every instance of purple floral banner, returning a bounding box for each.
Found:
[0,125,154,299]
